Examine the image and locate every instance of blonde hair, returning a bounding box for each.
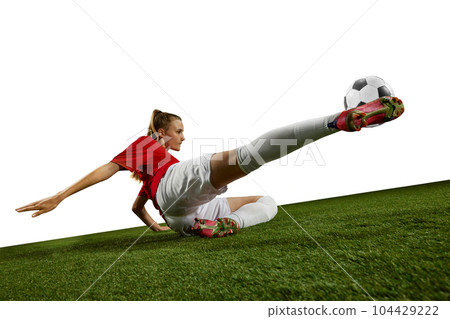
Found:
[131,109,182,182]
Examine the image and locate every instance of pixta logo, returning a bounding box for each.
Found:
[190,138,325,167]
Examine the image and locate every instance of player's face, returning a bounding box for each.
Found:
[161,119,185,151]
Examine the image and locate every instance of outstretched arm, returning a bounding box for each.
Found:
[16,162,120,217]
[132,196,171,232]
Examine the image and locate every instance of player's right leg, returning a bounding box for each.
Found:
[209,112,340,190]
[210,148,247,190]
[209,96,405,190]
[328,96,404,132]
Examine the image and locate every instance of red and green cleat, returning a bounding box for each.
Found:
[192,217,240,238]
[329,96,405,132]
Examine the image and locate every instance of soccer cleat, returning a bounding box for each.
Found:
[328,96,405,132]
[191,217,240,238]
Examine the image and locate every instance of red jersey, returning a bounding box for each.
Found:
[110,136,179,211]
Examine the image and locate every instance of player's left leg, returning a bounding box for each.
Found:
[226,196,264,212]
[192,195,278,238]
[225,195,278,228]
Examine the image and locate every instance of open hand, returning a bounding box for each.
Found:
[151,225,172,232]
[16,195,61,218]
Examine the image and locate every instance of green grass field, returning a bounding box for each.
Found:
[1,180,449,301]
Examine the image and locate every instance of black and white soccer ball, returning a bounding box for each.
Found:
[344,76,395,110]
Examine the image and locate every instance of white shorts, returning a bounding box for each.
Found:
[156,153,231,236]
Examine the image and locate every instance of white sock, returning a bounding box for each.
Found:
[225,196,278,228]
[236,113,340,174]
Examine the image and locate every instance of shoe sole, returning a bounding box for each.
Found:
[192,218,238,238]
[347,96,404,131]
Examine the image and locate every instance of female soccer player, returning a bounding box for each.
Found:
[16,97,404,238]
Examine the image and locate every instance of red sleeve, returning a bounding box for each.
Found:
[110,136,150,172]
[111,136,179,203]
[110,136,177,177]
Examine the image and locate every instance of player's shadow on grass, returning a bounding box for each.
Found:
[70,231,183,253]
[1,231,183,261]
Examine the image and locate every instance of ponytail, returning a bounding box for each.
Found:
[131,109,182,183]
[147,109,181,139]
[148,109,162,140]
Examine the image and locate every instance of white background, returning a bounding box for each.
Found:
[1,0,449,248]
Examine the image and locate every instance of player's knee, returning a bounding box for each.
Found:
[261,196,278,221]
[268,205,278,221]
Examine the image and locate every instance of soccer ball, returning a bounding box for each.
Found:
[344,76,395,110]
